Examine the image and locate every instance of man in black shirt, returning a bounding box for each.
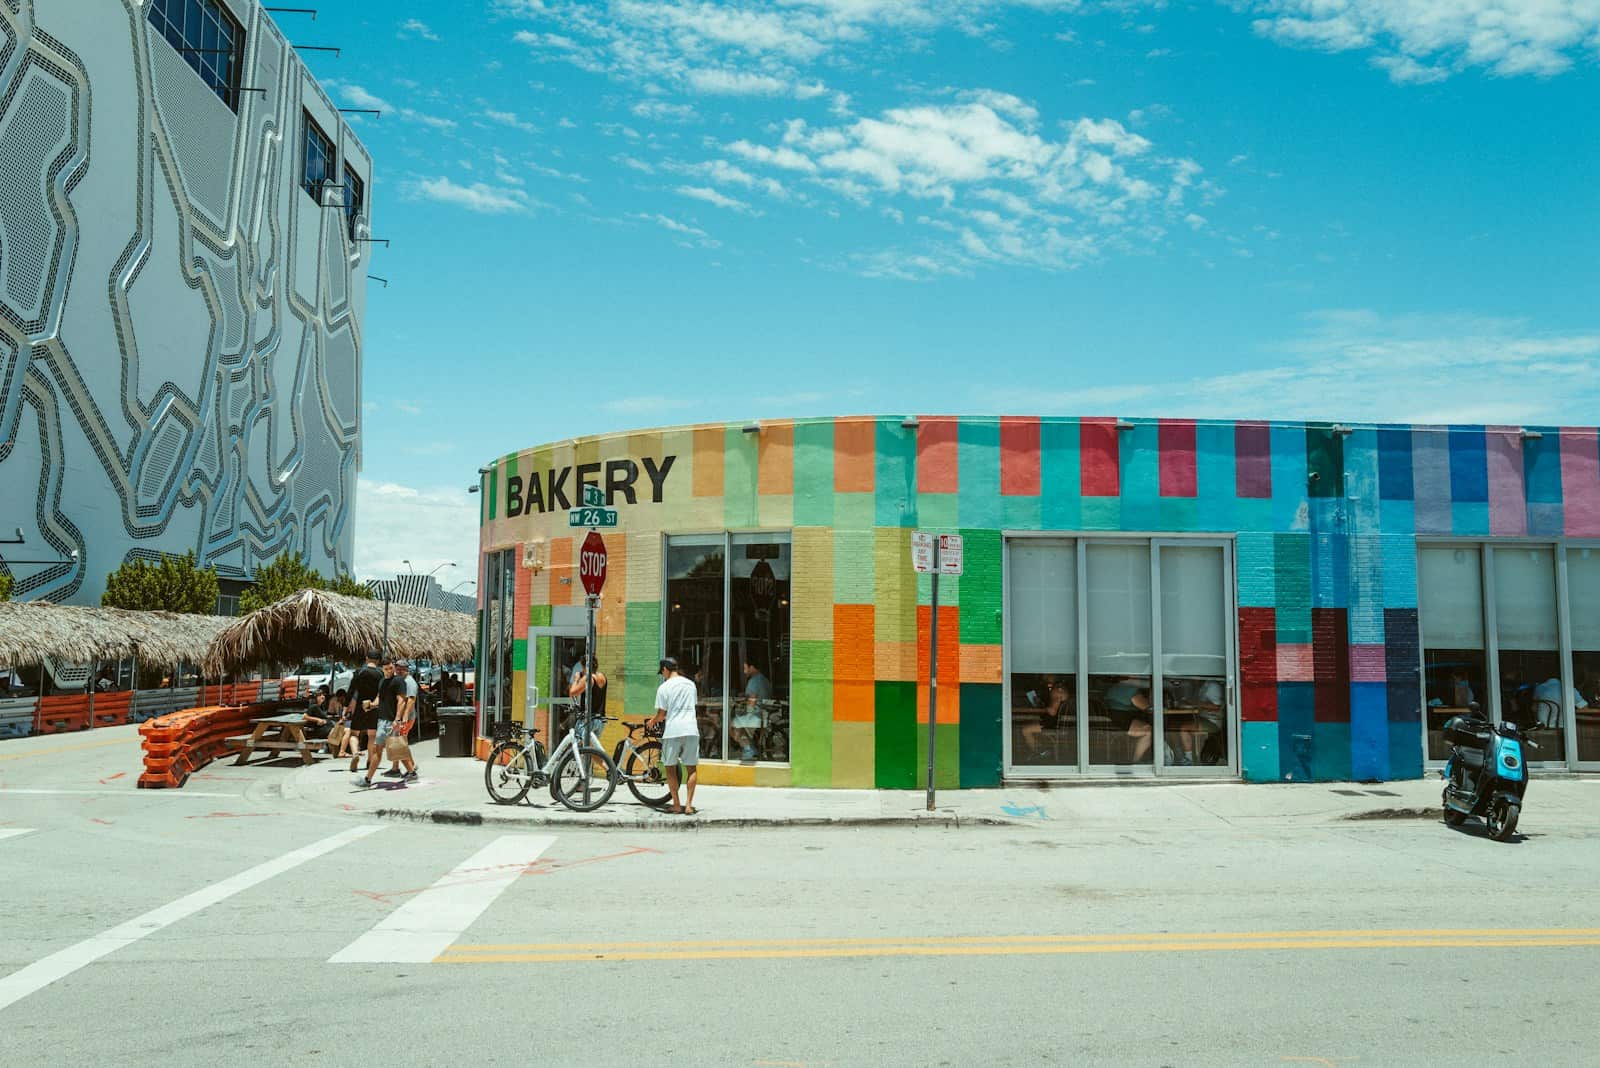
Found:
[347,653,384,773]
[355,660,405,788]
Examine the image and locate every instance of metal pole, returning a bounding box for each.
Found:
[87,659,98,729]
[381,588,391,661]
[584,594,597,737]
[927,543,939,812]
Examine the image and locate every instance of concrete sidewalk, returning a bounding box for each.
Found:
[266,737,1600,831]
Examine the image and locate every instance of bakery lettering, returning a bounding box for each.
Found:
[502,456,675,517]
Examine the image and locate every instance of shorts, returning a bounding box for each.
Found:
[731,711,761,730]
[374,720,393,747]
[661,735,699,767]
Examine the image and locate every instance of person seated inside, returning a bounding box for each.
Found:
[732,658,773,761]
[1164,678,1224,766]
[1532,675,1587,728]
[302,686,334,740]
[1116,687,1160,763]
[1019,675,1072,763]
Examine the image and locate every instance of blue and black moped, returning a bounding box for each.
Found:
[1440,714,1532,841]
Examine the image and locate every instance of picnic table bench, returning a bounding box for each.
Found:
[225,713,325,766]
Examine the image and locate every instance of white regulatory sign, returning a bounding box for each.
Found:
[938,534,964,575]
[911,531,936,574]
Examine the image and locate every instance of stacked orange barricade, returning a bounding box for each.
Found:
[137,706,254,789]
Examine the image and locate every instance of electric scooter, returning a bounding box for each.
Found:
[1440,714,1533,842]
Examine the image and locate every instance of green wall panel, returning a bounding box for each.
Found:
[874,680,916,788]
[958,682,1003,787]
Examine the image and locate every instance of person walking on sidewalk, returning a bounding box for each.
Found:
[651,656,699,815]
[354,660,403,788]
[347,653,383,773]
[381,659,420,783]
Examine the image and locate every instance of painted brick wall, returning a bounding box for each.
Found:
[479,417,1600,787]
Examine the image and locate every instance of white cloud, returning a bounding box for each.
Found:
[334,83,390,111]
[676,184,758,212]
[1244,1,1600,83]
[353,480,479,586]
[632,100,701,123]
[685,68,793,95]
[482,107,538,132]
[979,311,1600,425]
[394,401,423,415]
[398,18,439,42]
[406,176,531,214]
[632,212,722,247]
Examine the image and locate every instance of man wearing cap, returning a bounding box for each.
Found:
[650,657,700,815]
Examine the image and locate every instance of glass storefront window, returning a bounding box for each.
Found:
[1570,547,1600,762]
[1493,547,1563,757]
[1419,546,1488,760]
[663,533,791,763]
[1159,544,1229,768]
[1008,540,1077,767]
[1086,543,1154,765]
[664,536,726,760]
[478,548,516,734]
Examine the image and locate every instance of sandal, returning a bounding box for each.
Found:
[684,806,697,815]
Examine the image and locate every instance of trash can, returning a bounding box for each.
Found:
[438,707,476,758]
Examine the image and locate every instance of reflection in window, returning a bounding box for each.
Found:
[147,0,244,111]
[1570,548,1600,762]
[478,549,515,733]
[1008,540,1077,767]
[1159,545,1229,767]
[1419,546,1487,760]
[1086,543,1153,764]
[664,536,726,759]
[1494,547,1563,759]
[302,113,335,201]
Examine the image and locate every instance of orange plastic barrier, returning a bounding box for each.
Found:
[135,694,300,789]
[35,695,90,734]
[91,691,133,728]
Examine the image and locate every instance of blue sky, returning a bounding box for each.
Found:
[297,1,1600,581]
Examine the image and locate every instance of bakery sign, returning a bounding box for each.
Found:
[502,455,676,518]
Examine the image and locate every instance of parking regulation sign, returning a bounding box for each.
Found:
[579,531,607,596]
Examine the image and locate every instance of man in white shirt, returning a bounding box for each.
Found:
[650,657,700,815]
[1533,677,1587,727]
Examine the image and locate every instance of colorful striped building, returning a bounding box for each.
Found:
[475,417,1600,786]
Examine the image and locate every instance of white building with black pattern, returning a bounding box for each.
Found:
[0,0,370,607]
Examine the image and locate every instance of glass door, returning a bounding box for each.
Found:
[1006,539,1078,771]
[1569,546,1600,767]
[526,627,586,742]
[1085,542,1155,771]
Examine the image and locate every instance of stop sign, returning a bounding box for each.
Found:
[579,531,607,596]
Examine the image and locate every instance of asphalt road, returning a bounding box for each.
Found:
[2,733,1598,1066]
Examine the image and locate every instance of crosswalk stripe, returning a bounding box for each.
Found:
[0,825,382,1013]
[330,834,557,964]
[0,829,35,842]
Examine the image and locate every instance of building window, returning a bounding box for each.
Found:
[663,532,791,763]
[1005,537,1233,774]
[146,0,245,112]
[1493,547,1562,753]
[479,549,515,734]
[302,114,335,202]
[1419,546,1488,760]
[343,165,365,242]
[1569,547,1600,762]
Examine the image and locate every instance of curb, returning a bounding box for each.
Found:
[372,806,1003,830]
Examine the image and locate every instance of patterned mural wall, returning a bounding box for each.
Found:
[480,416,1600,787]
[0,0,367,604]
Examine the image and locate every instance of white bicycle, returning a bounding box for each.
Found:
[484,715,669,812]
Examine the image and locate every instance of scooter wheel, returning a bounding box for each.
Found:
[1487,800,1519,841]
[1441,787,1468,827]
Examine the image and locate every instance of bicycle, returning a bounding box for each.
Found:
[484,716,672,812]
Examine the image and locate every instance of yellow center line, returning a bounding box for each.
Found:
[436,935,1600,965]
[0,737,131,761]
[441,928,1600,954]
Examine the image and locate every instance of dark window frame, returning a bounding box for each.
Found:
[146,0,246,112]
[343,164,366,242]
[301,113,336,203]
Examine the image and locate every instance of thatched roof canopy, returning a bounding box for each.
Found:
[204,588,476,674]
[0,601,231,668]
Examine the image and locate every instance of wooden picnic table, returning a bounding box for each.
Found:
[226,713,325,766]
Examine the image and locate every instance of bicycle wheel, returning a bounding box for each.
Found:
[485,741,535,805]
[622,740,672,808]
[552,745,616,812]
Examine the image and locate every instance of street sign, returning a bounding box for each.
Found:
[579,531,607,596]
[567,507,619,528]
[911,531,935,574]
[938,534,964,575]
[581,484,604,508]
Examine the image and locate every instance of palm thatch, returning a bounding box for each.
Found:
[0,600,231,668]
[204,588,476,674]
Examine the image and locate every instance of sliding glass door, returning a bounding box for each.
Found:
[1006,537,1236,777]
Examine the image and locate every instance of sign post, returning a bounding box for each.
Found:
[911,532,963,811]
[574,507,610,741]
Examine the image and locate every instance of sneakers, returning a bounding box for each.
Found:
[402,770,419,783]
[382,768,404,778]
[352,775,372,788]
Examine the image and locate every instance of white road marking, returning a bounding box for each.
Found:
[0,829,35,842]
[0,824,382,1013]
[0,789,242,798]
[330,834,557,964]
